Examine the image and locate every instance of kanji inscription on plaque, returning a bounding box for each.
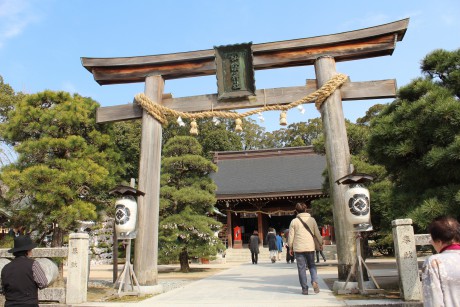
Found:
[214,43,255,100]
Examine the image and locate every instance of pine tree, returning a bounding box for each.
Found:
[368,49,460,229]
[0,76,22,166]
[158,136,224,272]
[0,90,124,245]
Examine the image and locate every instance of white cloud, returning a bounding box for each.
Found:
[0,0,40,48]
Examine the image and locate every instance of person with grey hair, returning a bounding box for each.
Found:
[422,216,460,307]
[1,235,48,307]
[288,202,322,295]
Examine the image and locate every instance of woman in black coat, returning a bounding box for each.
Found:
[248,230,260,264]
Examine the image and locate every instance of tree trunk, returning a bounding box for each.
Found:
[51,224,64,247]
[179,249,190,273]
[51,224,65,278]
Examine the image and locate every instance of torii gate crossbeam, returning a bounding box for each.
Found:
[81,18,408,285]
[82,19,407,84]
[96,79,397,123]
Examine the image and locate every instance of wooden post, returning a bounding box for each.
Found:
[226,210,232,248]
[134,75,164,285]
[314,56,355,280]
[257,212,263,244]
[112,222,118,283]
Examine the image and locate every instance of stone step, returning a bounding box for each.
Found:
[224,245,337,262]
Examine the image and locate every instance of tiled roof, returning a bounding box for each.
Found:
[210,147,326,200]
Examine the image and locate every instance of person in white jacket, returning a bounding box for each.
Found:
[422,216,460,307]
[288,202,322,295]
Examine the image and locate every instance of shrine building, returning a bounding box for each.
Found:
[211,146,328,248]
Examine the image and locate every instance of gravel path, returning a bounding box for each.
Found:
[88,279,193,293]
[158,279,192,292]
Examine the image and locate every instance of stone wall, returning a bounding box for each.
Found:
[88,218,114,265]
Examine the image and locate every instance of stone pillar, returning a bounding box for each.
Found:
[66,233,89,304]
[392,219,422,301]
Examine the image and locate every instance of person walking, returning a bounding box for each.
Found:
[288,202,323,295]
[315,248,326,263]
[266,227,277,263]
[284,229,295,263]
[276,231,283,261]
[249,230,260,264]
[1,235,48,307]
[422,216,460,307]
[316,243,326,263]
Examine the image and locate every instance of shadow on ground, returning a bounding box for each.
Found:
[323,274,401,301]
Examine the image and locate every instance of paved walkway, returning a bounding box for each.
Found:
[74,259,423,307]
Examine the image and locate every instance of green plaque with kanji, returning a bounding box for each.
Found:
[214,43,255,101]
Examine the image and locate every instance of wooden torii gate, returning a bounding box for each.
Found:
[82,18,408,283]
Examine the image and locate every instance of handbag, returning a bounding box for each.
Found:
[297,217,322,251]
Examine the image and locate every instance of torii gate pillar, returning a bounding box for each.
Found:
[134,75,164,285]
[315,56,354,279]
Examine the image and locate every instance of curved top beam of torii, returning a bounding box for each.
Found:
[81,18,408,85]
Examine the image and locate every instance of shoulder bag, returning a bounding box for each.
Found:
[297,217,322,251]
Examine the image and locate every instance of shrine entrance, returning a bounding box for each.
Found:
[225,212,295,246]
[82,18,408,284]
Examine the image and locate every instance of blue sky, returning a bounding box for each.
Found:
[1,0,459,132]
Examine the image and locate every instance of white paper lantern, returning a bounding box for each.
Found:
[115,197,137,235]
[345,185,371,226]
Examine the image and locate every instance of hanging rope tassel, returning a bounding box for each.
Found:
[235,118,243,132]
[190,119,198,135]
[279,111,287,126]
